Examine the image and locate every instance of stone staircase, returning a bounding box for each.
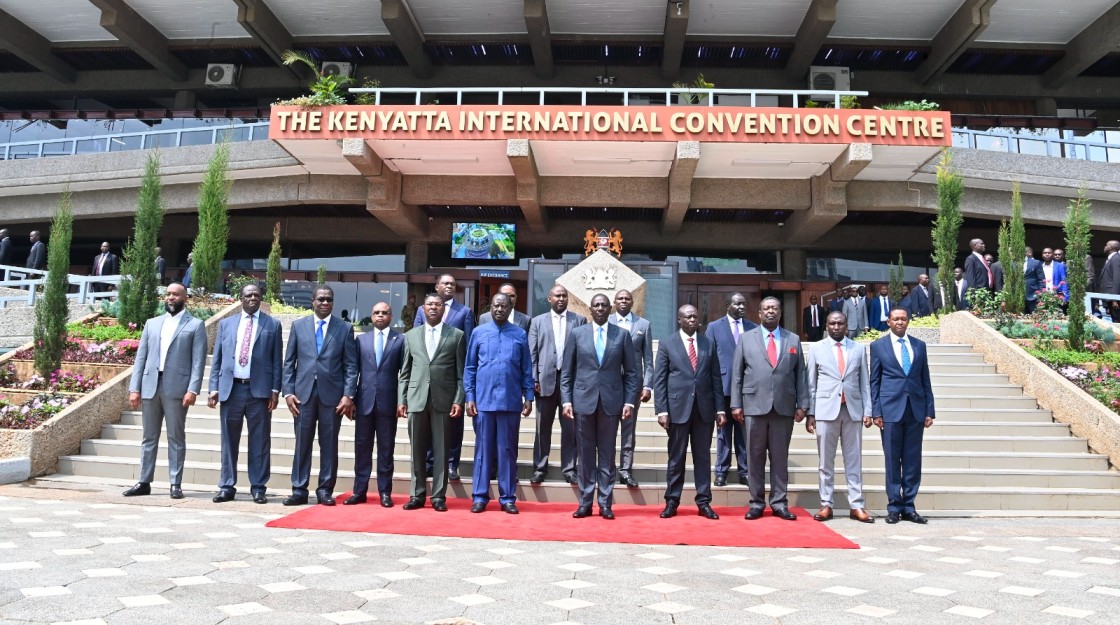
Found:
[41,340,1120,513]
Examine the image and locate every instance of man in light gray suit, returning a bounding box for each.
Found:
[609,289,652,488]
[124,283,208,499]
[805,311,875,524]
[479,283,531,331]
[842,288,868,338]
[528,284,586,484]
[731,296,809,521]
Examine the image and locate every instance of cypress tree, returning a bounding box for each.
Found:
[888,252,905,303]
[1001,183,1026,314]
[931,150,964,315]
[1065,188,1092,350]
[118,153,164,327]
[34,190,73,378]
[191,144,231,293]
[317,264,327,285]
[266,222,282,303]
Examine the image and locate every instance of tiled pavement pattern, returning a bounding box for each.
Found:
[0,487,1118,625]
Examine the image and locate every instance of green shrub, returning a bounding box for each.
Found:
[34,190,74,378]
[66,322,142,342]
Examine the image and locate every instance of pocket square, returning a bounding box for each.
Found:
[788,347,797,354]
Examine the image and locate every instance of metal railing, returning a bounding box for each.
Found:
[0,265,121,308]
[953,127,1120,164]
[0,121,271,161]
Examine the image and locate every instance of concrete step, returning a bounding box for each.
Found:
[929,363,997,374]
[931,373,1011,385]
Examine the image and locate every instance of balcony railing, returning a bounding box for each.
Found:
[0,121,270,161]
[952,127,1120,164]
[348,86,868,108]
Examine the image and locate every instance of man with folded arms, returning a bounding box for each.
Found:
[805,311,874,524]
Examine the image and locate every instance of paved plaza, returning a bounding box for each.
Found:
[0,483,1117,625]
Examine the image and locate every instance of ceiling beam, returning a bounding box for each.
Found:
[367,169,428,240]
[782,144,872,246]
[232,0,310,80]
[662,142,699,235]
[661,0,689,81]
[784,0,837,81]
[381,0,433,79]
[0,9,77,83]
[89,0,188,82]
[1043,2,1120,89]
[524,0,554,78]
[507,139,548,233]
[914,0,996,84]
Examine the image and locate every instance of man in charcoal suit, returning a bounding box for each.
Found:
[609,288,653,488]
[802,295,825,342]
[731,296,809,521]
[155,247,167,286]
[805,311,875,523]
[345,301,406,508]
[964,238,994,297]
[528,284,586,484]
[561,293,639,520]
[123,283,208,499]
[908,274,939,318]
[26,231,45,270]
[478,282,531,331]
[282,285,359,506]
[92,241,120,293]
[0,229,12,266]
[707,292,756,487]
[654,304,723,520]
[952,267,970,310]
[842,289,868,338]
[208,284,282,504]
[1023,247,1046,313]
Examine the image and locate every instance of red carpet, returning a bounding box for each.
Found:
[266,495,858,549]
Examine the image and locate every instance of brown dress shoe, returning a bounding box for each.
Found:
[812,506,834,522]
[849,508,876,523]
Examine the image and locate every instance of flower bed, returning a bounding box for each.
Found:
[0,394,75,430]
[1030,348,1120,415]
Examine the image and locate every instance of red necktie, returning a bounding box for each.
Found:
[984,255,994,287]
[836,341,846,404]
[767,333,778,367]
[687,337,698,370]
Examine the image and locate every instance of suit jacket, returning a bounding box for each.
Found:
[1086,254,1097,292]
[867,295,893,331]
[26,241,45,270]
[464,322,534,412]
[705,316,757,397]
[952,278,970,310]
[155,256,167,283]
[478,310,530,332]
[355,328,405,417]
[991,261,1005,292]
[1100,253,1120,295]
[129,311,208,399]
[807,336,871,421]
[413,299,474,342]
[282,315,358,407]
[653,332,723,424]
[182,265,193,288]
[802,304,825,340]
[909,284,938,317]
[869,334,935,422]
[1024,258,1046,302]
[609,312,653,390]
[209,312,282,402]
[730,326,809,417]
[560,323,639,416]
[0,237,11,266]
[842,297,868,332]
[398,323,465,413]
[964,252,992,293]
[828,297,846,313]
[528,310,586,396]
[92,252,119,276]
[1044,261,1069,300]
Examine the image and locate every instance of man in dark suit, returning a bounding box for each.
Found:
[399,294,466,512]
[528,284,586,484]
[1099,241,1120,295]
[802,295,825,342]
[828,288,849,313]
[413,273,474,481]
[478,283,530,331]
[952,267,970,310]
[707,292,756,487]
[154,247,167,286]
[867,284,892,332]
[986,254,1005,292]
[654,304,724,520]
[1023,248,1047,313]
[909,274,939,318]
[26,230,45,271]
[964,238,993,297]
[731,296,809,521]
[870,306,936,525]
[123,283,208,499]
[92,241,120,293]
[207,284,282,504]
[345,301,405,508]
[561,293,639,520]
[182,253,194,288]
[0,229,11,266]
[609,288,652,488]
[1085,252,1097,294]
[1040,247,1069,302]
[282,285,359,506]
[465,293,533,514]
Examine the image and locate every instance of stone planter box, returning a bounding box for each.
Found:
[7,360,132,382]
[0,389,83,406]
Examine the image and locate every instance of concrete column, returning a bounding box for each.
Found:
[1035,98,1058,117]
[173,90,196,110]
[405,241,429,274]
[782,248,807,280]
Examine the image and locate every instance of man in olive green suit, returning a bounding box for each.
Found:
[398,293,466,512]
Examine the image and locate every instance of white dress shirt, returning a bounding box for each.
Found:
[614,312,633,331]
[879,295,890,322]
[232,311,260,379]
[551,311,566,369]
[158,309,185,372]
[1043,262,1054,289]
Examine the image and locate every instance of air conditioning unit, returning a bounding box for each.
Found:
[205,63,238,87]
[807,66,850,101]
[321,61,353,78]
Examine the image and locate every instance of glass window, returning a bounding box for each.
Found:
[108,135,142,152]
[144,132,179,149]
[41,141,74,157]
[179,130,215,146]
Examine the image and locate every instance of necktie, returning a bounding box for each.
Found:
[97,254,105,275]
[375,330,384,367]
[427,327,438,359]
[898,338,911,375]
[687,337,698,371]
[595,327,606,365]
[238,314,254,367]
[315,319,325,354]
[442,301,450,321]
[811,306,817,327]
[835,341,846,403]
[983,255,994,287]
[732,319,741,345]
[767,332,778,367]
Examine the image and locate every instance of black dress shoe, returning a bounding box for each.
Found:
[502,503,519,515]
[343,494,367,506]
[901,511,928,524]
[123,482,151,497]
[470,501,487,513]
[432,499,448,512]
[562,472,577,484]
[885,512,901,524]
[283,494,308,506]
[253,492,268,504]
[403,497,425,510]
[772,507,797,521]
[599,507,615,520]
[621,474,639,488]
[318,494,336,506]
[738,475,749,486]
[714,475,727,487]
[529,471,546,484]
[745,507,764,520]
[212,490,235,503]
[698,504,720,520]
[660,501,679,518]
[572,505,592,518]
[380,493,394,508]
[169,486,184,500]
[448,469,461,482]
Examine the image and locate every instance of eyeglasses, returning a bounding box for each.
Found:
[315,297,334,303]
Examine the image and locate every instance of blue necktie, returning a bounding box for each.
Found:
[898,338,911,375]
[375,330,384,367]
[315,319,325,354]
[595,327,605,365]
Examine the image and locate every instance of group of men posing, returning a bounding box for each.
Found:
[121,275,935,525]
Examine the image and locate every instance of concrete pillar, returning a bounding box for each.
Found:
[1035,98,1058,117]
[173,90,197,110]
[782,248,807,280]
[405,241,428,274]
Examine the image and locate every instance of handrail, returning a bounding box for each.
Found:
[0,264,121,308]
[0,121,270,161]
[953,127,1120,163]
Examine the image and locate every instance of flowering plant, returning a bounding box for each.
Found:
[0,393,74,429]
[14,370,102,393]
